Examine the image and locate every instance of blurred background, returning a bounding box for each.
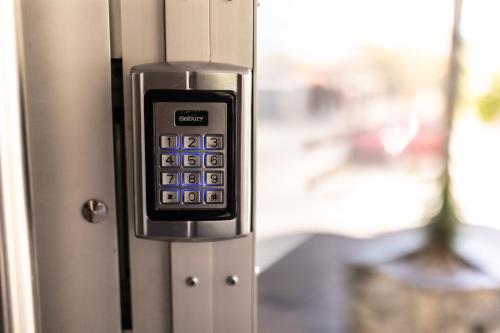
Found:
[255,0,500,332]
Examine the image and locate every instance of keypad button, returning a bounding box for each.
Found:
[161,172,179,186]
[183,172,201,186]
[205,190,224,204]
[205,153,224,168]
[182,154,201,168]
[183,190,201,204]
[182,135,201,150]
[205,135,223,150]
[161,190,179,204]
[160,134,178,149]
[205,171,223,186]
[161,153,179,167]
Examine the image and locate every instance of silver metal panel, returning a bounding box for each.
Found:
[165,0,210,62]
[210,0,254,67]
[171,242,213,333]
[0,0,39,331]
[120,1,173,331]
[212,234,253,333]
[170,234,254,333]
[19,0,121,332]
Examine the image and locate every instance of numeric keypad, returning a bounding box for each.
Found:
[158,133,225,207]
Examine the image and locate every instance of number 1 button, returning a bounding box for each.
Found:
[160,134,178,149]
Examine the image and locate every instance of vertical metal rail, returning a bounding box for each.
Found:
[0,0,39,331]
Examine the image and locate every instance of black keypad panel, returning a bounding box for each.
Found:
[153,101,228,212]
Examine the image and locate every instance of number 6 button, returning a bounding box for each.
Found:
[205,153,223,168]
[205,135,223,150]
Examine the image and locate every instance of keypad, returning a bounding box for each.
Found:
[158,133,225,207]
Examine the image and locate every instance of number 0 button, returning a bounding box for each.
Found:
[182,135,201,150]
[205,153,223,168]
[183,190,201,204]
[205,135,223,150]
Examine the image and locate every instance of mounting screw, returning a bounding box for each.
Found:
[226,275,239,286]
[82,199,108,223]
[186,276,199,287]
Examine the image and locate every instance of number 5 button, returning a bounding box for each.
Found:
[205,135,223,150]
[205,153,223,168]
[182,154,201,168]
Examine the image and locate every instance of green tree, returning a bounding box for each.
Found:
[414,0,466,267]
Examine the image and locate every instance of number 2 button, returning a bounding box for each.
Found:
[182,135,201,149]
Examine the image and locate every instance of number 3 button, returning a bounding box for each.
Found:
[205,153,223,168]
[205,135,223,150]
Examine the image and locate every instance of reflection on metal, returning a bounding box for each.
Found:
[0,0,39,331]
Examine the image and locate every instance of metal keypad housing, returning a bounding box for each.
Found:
[155,102,227,210]
[131,63,252,240]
